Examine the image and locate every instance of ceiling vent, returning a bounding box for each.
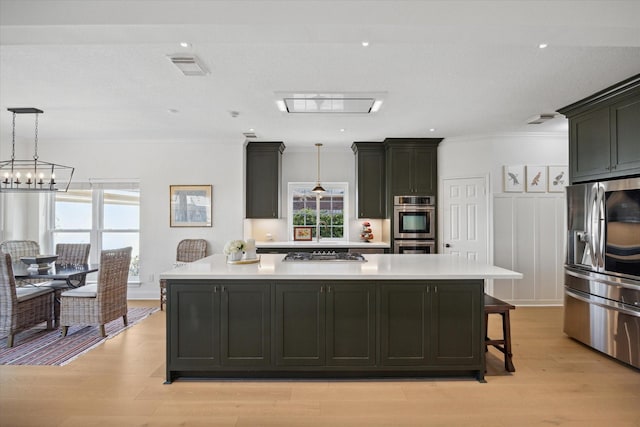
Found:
[527,113,557,124]
[167,55,209,76]
[275,92,385,114]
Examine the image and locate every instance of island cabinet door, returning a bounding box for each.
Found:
[275,283,326,366]
[220,283,271,367]
[325,283,376,366]
[429,281,482,366]
[169,283,220,369]
[379,283,430,366]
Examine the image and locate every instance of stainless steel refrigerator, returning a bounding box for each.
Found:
[564,177,640,369]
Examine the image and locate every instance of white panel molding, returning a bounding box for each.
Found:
[493,192,565,306]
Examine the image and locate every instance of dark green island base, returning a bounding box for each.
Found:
[165,278,485,383]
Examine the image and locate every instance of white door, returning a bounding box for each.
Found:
[441,176,489,263]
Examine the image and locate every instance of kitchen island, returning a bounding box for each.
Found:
[161,254,521,383]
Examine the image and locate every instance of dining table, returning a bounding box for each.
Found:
[13,262,99,327]
[13,262,99,288]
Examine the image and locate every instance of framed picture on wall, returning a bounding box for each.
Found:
[503,165,525,192]
[526,166,547,192]
[170,185,213,227]
[548,165,569,192]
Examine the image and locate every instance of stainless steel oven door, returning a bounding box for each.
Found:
[394,240,435,254]
[393,205,435,239]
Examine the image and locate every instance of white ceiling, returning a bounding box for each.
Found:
[1,0,639,150]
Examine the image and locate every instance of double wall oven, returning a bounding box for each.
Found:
[564,177,640,369]
[393,195,436,254]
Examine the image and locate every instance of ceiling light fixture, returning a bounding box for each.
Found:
[179,42,191,48]
[1,108,74,192]
[538,43,548,49]
[311,143,326,193]
[362,41,369,47]
[429,128,436,132]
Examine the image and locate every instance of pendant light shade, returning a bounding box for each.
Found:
[312,143,325,193]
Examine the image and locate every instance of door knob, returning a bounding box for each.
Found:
[445,243,451,248]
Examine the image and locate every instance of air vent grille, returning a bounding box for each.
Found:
[167,55,209,76]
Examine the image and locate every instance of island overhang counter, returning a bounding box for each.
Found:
[161,254,522,383]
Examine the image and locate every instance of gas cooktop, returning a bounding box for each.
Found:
[282,251,367,262]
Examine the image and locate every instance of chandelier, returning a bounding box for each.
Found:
[311,143,326,193]
[1,108,74,192]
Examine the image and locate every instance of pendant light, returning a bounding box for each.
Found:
[311,143,326,193]
[1,108,74,192]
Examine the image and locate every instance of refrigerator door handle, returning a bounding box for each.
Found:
[565,288,640,318]
[588,183,599,268]
[597,184,606,270]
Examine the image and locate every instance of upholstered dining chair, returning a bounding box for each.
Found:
[0,253,55,347]
[159,239,207,310]
[0,240,47,286]
[59,247,131,338]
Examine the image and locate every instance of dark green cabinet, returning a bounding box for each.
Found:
[246,142,285,218]
[430,281,482,365]
[167,279,483,381]
[352,142,386,218]
[559,74,640,183]
[385,138,441,196]
[220,283,271,367]
[169,283,220,370]
[380,283,429,365]
[275,282,376,367]
[380,281,482,367]
[168,281,270,372]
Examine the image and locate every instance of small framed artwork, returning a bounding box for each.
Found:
[526,166,547,192]
[503,165,525,192]
[170,185,213,227]
[293,226,313,241]
[548,165,568,192]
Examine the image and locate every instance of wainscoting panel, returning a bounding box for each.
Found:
[493,193,565,305]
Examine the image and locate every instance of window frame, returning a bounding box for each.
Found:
[287,182,348,242]
[49,182,140,284]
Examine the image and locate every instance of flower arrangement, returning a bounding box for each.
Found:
[360,221,374,242]
[223,239,246,255]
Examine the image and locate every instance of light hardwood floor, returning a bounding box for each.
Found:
[1,300,639,427]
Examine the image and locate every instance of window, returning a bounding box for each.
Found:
[51,183,140,282]
[288,182,347,240]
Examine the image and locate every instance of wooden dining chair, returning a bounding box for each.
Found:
[0,253,55,347]
[60,247,131,338]
[159,239,207,310]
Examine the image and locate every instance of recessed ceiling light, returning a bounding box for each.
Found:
[180,42,191,48]
[538,43,548,49]
[249,128,255,132]
[429,128,436,132]
[362,41,369,47]
[340,128,345,132]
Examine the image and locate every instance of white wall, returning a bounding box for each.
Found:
[439,132,568,305]
[2,138,244,299]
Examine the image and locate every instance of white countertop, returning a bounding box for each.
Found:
[256,240,390,248]
[160,254,522,281]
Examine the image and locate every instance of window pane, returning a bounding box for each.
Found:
[104,190,140,229]
[102,232,140,279]
[290,184,346,240]
[55,190,92,229]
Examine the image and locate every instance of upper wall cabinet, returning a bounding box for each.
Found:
[384,138,442,197]
[558,74,640,183]
[352,142,386,219]
[246,142,285,219]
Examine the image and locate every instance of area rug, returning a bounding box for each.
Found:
[0,307,158,366]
